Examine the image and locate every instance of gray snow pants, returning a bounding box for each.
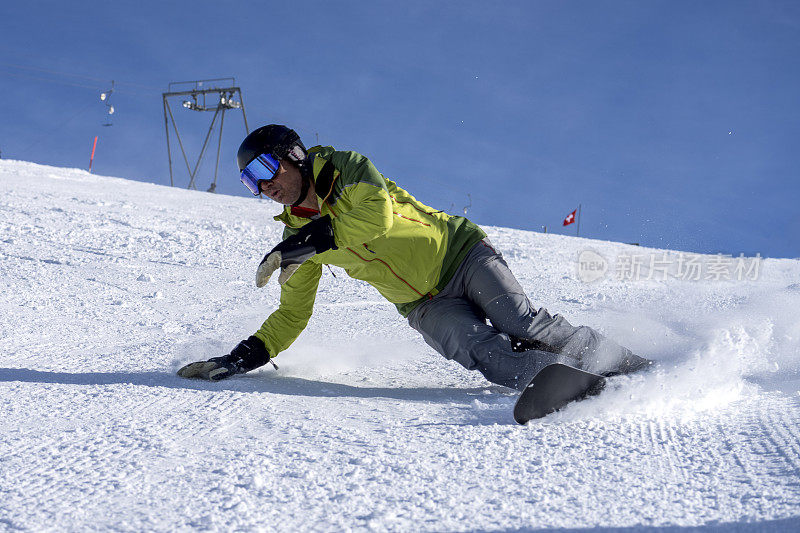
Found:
[407,239,649,391]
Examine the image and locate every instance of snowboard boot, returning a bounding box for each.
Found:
[601,352,655,378]
[509,335,655,377]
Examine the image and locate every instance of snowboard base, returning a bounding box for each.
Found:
[513,363,606,424]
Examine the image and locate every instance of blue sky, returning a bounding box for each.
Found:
[1,0,798,258]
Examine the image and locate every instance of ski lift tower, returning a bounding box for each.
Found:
[162,77,249,192]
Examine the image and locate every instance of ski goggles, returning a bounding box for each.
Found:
[240,153,281,195]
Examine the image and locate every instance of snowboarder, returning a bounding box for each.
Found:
[178,125,652,390]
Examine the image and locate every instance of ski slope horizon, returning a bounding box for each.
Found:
[2,159,800,531]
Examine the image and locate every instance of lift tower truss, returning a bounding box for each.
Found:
[162,78,249,192]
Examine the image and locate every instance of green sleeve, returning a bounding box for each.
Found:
[254,260,322,357]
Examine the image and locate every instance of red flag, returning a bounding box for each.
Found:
[563,209,577,226]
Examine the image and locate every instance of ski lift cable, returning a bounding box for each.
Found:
[0,62,160,94]
[0,69,101,90]
[0,69,152,102]
[17,99,99,153]
[1,61,112,83]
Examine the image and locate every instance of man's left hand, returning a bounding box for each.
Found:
[256,215,337,287]
[177,336,271,381]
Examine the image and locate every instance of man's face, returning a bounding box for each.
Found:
[258,161,302,205]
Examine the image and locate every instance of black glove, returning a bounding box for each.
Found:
[177,336,274,381]
[256,215,337,287]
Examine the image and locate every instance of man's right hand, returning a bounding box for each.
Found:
[256,215,336,287]
[177,336,272,381]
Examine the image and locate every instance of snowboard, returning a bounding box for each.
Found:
[513,363,606,424]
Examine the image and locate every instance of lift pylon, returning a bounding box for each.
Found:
[162,78,249,191]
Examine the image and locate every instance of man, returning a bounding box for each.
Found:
[178,125,652,388]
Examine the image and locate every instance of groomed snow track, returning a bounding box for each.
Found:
[1,160,799,532]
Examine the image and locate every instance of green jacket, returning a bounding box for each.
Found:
[254,146,486,358]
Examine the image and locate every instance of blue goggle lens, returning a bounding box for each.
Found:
[240,153,281,195]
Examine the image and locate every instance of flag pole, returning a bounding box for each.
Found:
[89,136,98,173]
[576,203,581,237]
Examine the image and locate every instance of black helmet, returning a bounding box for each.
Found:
[237,124,307,171]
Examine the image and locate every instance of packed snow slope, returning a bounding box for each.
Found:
[1,160,800,533]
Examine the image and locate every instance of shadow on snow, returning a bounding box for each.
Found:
[0,367,516,407]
